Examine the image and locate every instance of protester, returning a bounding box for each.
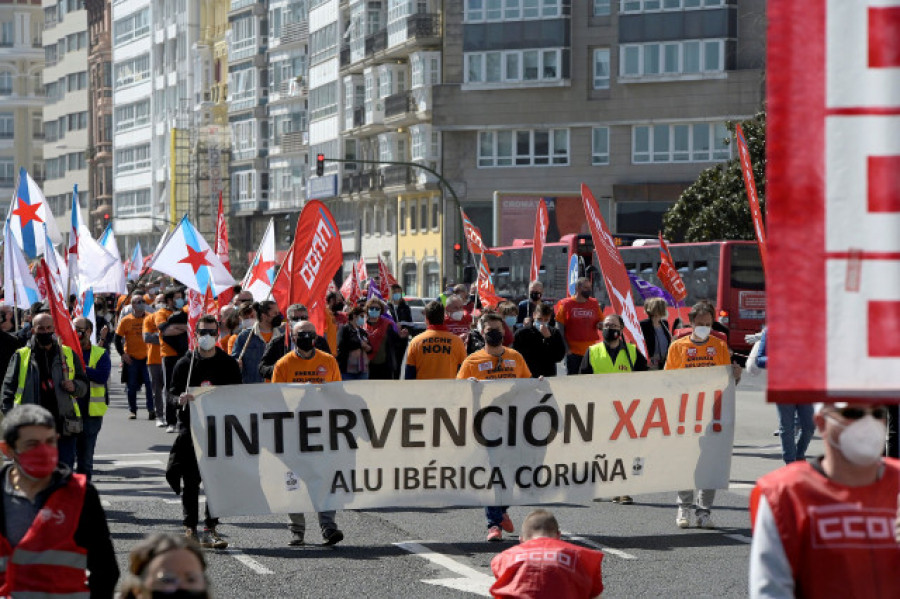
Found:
[156,287,189,433]
[234,289,253,305]
[458,313,531,541]
[1,313,88,468]
[74,317,110,481]
[143,293,167,428]
[258,303,331,380]
[324,291,347,353]
[217,304,236,348]
[516,280,548,328]
[363,298,403,380]
[232,300,282,383]
[336,306,372,380]
[0,404,118,596]
[119,533,210,599]
[580,314,648,375]
[271,320,345,547]
[555,277,602,375]
[496,301,517,346]
[512,302,565,378]
[445,295,473,344]
[749,402,900,598]
[228,303,256,355]
[0,304,21,382]
[490,509,604,599]
[115,293,154,420]
[665,301,741,528]
[404,300,466,380]
[168,315,241,549]
[639,297,672,370]
[386,283,412,324]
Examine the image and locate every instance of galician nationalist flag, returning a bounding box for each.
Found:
[151,215,235,296]
[95,224,127,294]
[126,242,143,281]
[241,218,276,301]
[2,219,41,309]
[6,167,62,259]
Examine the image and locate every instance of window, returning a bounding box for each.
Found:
[114,189,151,217]
[593,49,610,89]
[478,129,569,167]
[465,49,564,84]
[409,200,417,233]
[431,197,440,230]
[309,22,337,64]
[466,0,561,21]
[115,143,151,174]
[619,0,723,12]
[632,122,731,163]
[115,100,150,132]
[230,67,257,104]
[0,159,13,185]
[114,54,150,88]
[0,72,11,94]
[114,8,150,45]
[593,0,611,15]
[0,113,13,139]
[592,127,609,165]
[619,39,725,78]
[399,200,407,234]
[309,82,337,121]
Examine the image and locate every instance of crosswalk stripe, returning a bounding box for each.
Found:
[561,530,637,560]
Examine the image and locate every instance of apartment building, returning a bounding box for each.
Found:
[0,1,44,218]
[434,0,766,250]
[42,0,89,233]
[85,0,112,237]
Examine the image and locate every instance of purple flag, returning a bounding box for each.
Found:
[627,272,683,308]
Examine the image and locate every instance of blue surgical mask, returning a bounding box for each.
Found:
[174,298,185,309]
[368,308,381,319]
[355,316,366,327]
[504,316,516,328]
[392,293,402,302]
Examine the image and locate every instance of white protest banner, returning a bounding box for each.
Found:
[191,367,735,517]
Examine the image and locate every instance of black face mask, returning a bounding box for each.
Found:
[294,332,316,352]
[35,332,54,346]
[333,303,345,313]
[484,329,504,347]
[579,290,592,299]
[271,315,284,328]
[602,328,621,343]
[151,590,209,599]
[530,292,542,302]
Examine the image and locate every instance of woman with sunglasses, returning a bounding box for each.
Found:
[749,402,898,598]
[120,532,211,598]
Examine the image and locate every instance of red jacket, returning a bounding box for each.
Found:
[0,473,89,596]
[750,459,900,599]
[490,537,604,599]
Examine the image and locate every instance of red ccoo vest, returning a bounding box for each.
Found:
[0,472,89,598]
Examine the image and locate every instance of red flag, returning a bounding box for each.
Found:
[476,255,503,308]
[581,184,647,358]
[377,256,396,298]
[339,264,360,305]
[272,200,343,335]
[735,123,768,277]
[35,259,84,367]
[186,288,205,351]
[530,199,548,282]
[656,233,687,304]
[214,192,235,307]
[356,256,367,287]
[461,209,503,257]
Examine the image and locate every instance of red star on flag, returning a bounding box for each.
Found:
[247,257,275,288]
[178,245,212,274]
[12,198,43,227]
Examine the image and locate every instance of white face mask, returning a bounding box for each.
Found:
[826,415,886,466]
[241,319,256,330]
[450,311,464,321]
[692,325,711,341]
[197,335,217,351]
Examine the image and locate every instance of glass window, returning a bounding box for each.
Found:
[592,127,609,165]
[431,197,440,230]
[683,41,700,73]
[704,40,721,72]
[713,122,730,160]
[515,131,530,165]
[466,54,482,82]
[633,126,650,163]
[552,129,568,165]
[523,51,538,80]
[497,131,513,166]
[644,44,660,74]
[653,124,669,161]
[399,201,407,233]
[593,49,610,89]
[533,130,549,165]
[692,123,710,160]
[663,43,679,73]
[673,124,690,161]
[478,132,493,167]
[594,0,611,15]
[542,50,558,79]
[623,46,640,75]
[505,52,520,80]
[486,52,501,82]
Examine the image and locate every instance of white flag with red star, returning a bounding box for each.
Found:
[241,218,276,302]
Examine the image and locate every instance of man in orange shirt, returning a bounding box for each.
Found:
[554,277,602,375]
[271,320,344,547]
[114,294,153,420]
[665,301,741,529]
[143,293,166,427]
[405,301,466,380]
[458,313,531,540]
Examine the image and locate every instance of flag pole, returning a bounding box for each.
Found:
[264,238,296,303]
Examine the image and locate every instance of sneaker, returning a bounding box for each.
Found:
[696,512,715,529]
[322,528,344,546]
[486,526,503,542]
[200,527,229,549]
[166,425,177,433]
[676,507,691,529]
[500,512,514,533]
[287,532,304,547]
[148,411,156,420]
[184,527,199,542]
[155,418,166,428]
[618,495,634,505]
[128,412,137,420]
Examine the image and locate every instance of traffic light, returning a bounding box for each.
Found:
[453,242,462,265]
[316,153,325,177]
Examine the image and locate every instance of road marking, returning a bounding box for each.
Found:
[561,531,637,560]
[223,548,274,575]
[724,533,753,544]
[107,460,164,467]
[394,541,493,597]
[95,452,168,459]
[728,482,755,490]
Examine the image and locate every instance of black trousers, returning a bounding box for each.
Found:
[162,355,181,426]
[175,431,219,530]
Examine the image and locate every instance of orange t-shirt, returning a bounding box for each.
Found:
[271,349,342,384]
[406,327,466,379]
[115,313,148,360]
[226,334,238,355]
[457,348,531,380]
[260,331,273,345]
[142,313,161,365]
[664,335,731,370]
[554,296,602,356]
[154,308,180,358]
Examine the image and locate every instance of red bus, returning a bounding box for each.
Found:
[466,235,765,353]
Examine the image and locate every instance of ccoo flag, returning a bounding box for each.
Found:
[7,167,62,259]
[530,199,548,283]
[241,218,276,302]
[152,216,235,296]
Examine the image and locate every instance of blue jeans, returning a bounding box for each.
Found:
[126,358,154,414]
[58,434,76,470]
[75,416,103,481]
[343,372,369,380]
[777,403,815,463]
[485,506,509,529]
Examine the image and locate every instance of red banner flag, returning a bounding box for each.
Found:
[735,123,768,276]
[530,199,549,283]
[656,233,687,304]
[461,209,503,257]
[377,256,397,299]
[35,259,84,367]
[476,254,503,308]
[272,201,343,335]
[339,264,360,305]
[356,256,368,288]
[581,184,648,358]
[215,192,235,307]
[186,288,205,351]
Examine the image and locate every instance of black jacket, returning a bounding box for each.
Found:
[0,331,21,387]
[639,318,672,369]
[258,332,331,380]
[336,324,369,374]
[512,325,566,378]
[169,348,242,428]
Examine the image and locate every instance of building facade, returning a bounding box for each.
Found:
[85,0,112,237]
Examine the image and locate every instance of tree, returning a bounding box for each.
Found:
[662,111,766,242]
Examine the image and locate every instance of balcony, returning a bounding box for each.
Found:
[382,165,412,188]
[365,29,387,58]
[280,21,308,46]
[280,131,307,154]
[340,44,350,68]
[343,169,383,195]
[408,14,441,40]
[384,91,413,119]
[268,188,304,211]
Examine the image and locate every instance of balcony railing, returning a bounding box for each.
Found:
[281,131,307,153]
[343,169,383,194]
[408,13,441,39]
[384,91,413,118]
[280,21,308,45]
[365,29,387,57]
[340,43,350,67]
[382,165,412,187]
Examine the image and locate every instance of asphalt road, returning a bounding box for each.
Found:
[94,357,804,598]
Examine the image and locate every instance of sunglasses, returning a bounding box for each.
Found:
[834,406,888,420]
[197,330,217,337]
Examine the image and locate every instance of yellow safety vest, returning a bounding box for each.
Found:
[14,345,82,418]
[588,342,637,374]
[87,345,108,417]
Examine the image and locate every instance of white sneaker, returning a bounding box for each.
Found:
[155,419,166,428]
[165,425,177,433]
[696,512,715,529]
[676,507,691,528]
